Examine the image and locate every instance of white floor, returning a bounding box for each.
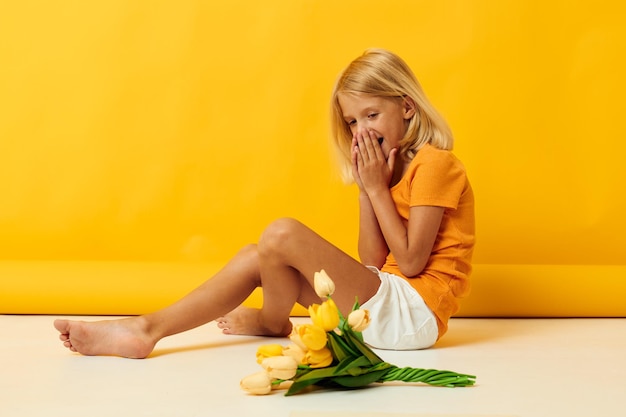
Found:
[1,315,624,417]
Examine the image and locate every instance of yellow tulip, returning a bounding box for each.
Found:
[347,308,371,332]
[308,298,340,332]
[240,371,272,395]
[313,269,335,298]
[261,356,299,380]
[255,343,284,364]
[304,347,334,368]
[282,343,306,364]
[289,327,308,351]
[271,380,293,390]
[293,324,327,351]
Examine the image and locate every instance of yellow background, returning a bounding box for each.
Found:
[1,1,625,315]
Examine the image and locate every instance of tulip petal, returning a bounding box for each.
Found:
[261,356,299,380]
[347,309,371,332]
[313,269,335,298]
[297,324,327,351]
[240,371,272,395]
[256,343,285,364]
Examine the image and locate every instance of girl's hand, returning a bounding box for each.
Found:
[351,137,365,192]
[352,129,396,196]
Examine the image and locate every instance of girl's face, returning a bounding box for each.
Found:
[338,92,415,159]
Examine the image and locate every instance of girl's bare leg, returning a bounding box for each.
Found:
[54,244,265,358]
[54,218,382,357]
[218,218,381,335]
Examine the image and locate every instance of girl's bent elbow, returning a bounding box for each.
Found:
[398,265,422,278]
[398,259,427,278]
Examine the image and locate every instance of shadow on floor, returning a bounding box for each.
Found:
[148,336,261,358]
[433,318,532,348]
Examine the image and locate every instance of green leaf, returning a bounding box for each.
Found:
[286,365,341,396]
[338,316,347,333]
[285,377,324,396]
[293,366,339,382]
[331,369,390,388]
[333,356,371,376]
[327,332,348,361]
[328,330,359,358]
[344,330,383,365]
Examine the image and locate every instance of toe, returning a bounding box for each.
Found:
[53,319,69,333]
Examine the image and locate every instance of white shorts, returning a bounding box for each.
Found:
[360,267,438,350]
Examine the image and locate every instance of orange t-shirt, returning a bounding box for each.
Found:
[380,143,475,339]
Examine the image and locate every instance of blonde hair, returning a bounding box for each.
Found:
[330,48,453,181]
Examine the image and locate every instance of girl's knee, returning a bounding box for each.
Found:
[237,243,259,258]
[234,244,261,273]
[258,218,304,256]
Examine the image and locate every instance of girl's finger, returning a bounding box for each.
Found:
[354,132,367,161]
[357,130,376,161]
[352,140,363,167]
[366,129,384,159]
[387,148,397,172]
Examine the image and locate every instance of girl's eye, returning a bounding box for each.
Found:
[367,113,379,119]
[347,120,356,126]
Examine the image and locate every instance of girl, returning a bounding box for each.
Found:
[54,48,474,357]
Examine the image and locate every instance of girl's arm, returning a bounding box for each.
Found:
[352,136,389,266]
[368,191,443,277]
[357,191,388,268]
[354,132,443,277]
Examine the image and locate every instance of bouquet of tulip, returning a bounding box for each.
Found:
[240,270,476,396]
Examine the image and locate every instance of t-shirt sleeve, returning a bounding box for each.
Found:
[409,151,467,209]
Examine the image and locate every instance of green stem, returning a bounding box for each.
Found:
[378,366,476,387]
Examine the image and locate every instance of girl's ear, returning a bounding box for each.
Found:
[402,96,417,119]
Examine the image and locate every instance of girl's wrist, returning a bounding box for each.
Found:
[364,184,390,200]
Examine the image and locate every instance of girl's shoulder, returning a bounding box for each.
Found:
[409,143,465,173]
[402,144,471,204]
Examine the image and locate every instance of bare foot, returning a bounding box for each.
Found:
[216,307,292,337]
[53,317,156,359]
